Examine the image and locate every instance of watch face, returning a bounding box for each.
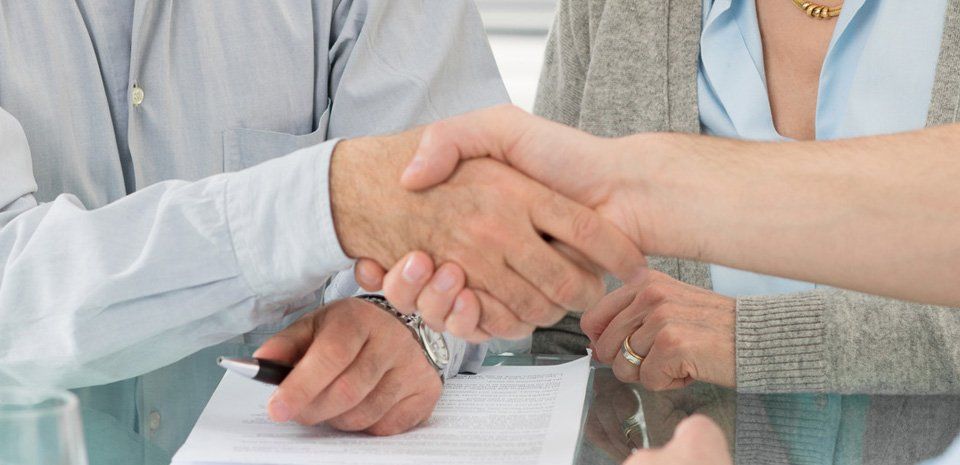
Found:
[418,322,450,367]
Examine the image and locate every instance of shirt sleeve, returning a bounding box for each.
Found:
[0,107,352,388]
[325,0,509,137]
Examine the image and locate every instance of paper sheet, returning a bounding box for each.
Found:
[172,355,591,465]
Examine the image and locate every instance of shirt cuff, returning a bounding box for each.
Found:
[225,139,353,303]
[443,335,487,379]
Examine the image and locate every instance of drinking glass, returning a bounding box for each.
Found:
[0,388,88,465]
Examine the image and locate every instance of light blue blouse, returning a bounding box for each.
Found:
[699,0,948,297]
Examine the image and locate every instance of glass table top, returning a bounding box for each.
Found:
[77,353,960,465]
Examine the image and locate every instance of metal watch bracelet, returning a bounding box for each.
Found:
[355,294,447,382]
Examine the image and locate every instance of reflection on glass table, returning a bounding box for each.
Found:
[77,352,960,465]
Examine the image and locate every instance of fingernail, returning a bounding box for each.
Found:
[268,395,293,423]
[452,295,466,314]
[432,269,457,292]
[356,264,376,286]
[401,255,428,282]
[402,156,425,181]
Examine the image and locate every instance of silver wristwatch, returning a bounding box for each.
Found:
[356,294,450,382]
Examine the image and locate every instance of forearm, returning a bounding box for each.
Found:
[0,141,351,387]
[626,126,960,306]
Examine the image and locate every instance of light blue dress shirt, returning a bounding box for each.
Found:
[0,1,507,459]
[699,0,948,297]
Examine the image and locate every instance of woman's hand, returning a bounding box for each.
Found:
[582,270,736,390]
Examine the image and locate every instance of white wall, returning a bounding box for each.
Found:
[475,0,556,111]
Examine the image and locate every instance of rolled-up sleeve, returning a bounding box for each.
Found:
[0,107,352,388]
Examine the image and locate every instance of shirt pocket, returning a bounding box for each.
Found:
[222,107,331,172]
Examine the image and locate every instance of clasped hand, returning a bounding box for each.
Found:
[354,105,738,391]
[332,121,646,340]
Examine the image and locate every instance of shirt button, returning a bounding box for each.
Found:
[148,410,161,434]
[131,83,145,106]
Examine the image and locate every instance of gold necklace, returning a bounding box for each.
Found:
[791,0,842,19]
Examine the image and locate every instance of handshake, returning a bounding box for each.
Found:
[331,104,656,342]
[256,104,718,436]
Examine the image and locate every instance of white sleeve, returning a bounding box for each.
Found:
[0,108,352,388]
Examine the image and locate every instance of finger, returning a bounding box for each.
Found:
[638,344,692,391]
[594,301,651,364]
[253,313,317,364]
[475,289,536,340]
[505,228,605,313]
[445,289,484,341]
[293,334,396,425]
[552,242,604,276]
[382,251,435,314]
[611,342,643,384]
[626,324,659,365]
[531,191,647,284]
[581,284,643,343]
[355,259,387,291]
[400,105,530,190]
[416,262,467,332]
[328,366,441,435]
[325,368,410,432]
[267,309,367,423]
[484,264,566,329]
[366,392,441,436]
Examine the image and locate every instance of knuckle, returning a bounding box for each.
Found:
[640,282,668,305]
[656,326,685,353]
[484,314,515,338]
[640,375,663,391]
[644,306,668,327]
[329,412,372,432]
[321,344,356,370]
[570,209,604,243]
[523,299,559,326]
[368,420,405,437]
[550,272,586,309]
[330,377,365,407]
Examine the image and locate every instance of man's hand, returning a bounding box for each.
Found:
[254,298,441,436]
[622,415,732,465]
[582,271,736,390]
[397,105,653,245]
[333,129,645,340]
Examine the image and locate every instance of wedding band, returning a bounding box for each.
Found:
[621,416,644,439]
[621,337,645,366]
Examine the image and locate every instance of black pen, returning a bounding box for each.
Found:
[217,357,292,385]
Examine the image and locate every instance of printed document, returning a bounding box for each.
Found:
[172,355,591,465]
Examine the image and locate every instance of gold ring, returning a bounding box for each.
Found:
[621,336,645,366]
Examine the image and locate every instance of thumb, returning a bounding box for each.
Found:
[400,105,528,190]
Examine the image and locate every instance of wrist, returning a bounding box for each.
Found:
[606,132,689,258]
[329,135,415,261]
